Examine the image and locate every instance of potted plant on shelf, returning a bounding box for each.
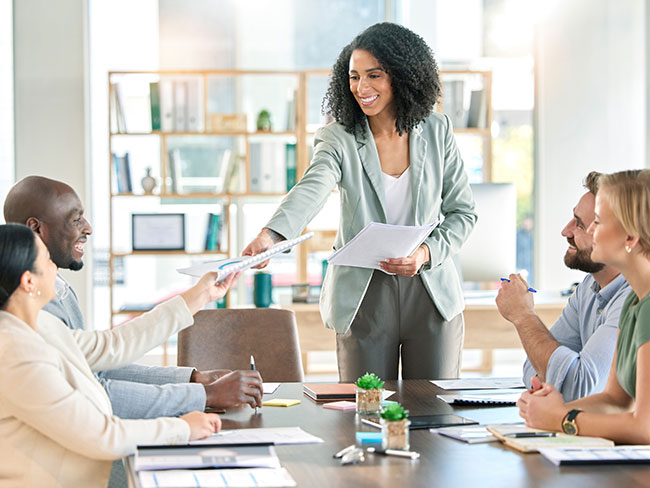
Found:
[355,373,384,414]
[380,403,410,450]
[256,109,272,132]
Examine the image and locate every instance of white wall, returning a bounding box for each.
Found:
[535,0,647,290]
[13,0,91,318]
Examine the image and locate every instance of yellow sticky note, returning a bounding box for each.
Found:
[262,398,301,407]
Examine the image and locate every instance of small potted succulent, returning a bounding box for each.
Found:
[355,372,384,414]
[380,403,410,450]
[256,109,272,132]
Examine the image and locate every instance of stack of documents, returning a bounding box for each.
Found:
[434,425,499,444]
[431,377,525,390]
[539,446,650,466]
[327,221,438,271]
[135,427,323,487]
[139,468,296,487]
[437,391,522,406]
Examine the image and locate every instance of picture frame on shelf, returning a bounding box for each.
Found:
[132,213,185,251]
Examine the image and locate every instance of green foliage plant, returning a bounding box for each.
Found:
[355,372,384,390]
[380,402,409,421]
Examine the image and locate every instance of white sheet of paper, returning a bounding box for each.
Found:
[431,377,525,390]
[177,233,313,281]
[189,427,324,446]
[327,222,438,270]
[263,382,281,394]
[139,467,297,488]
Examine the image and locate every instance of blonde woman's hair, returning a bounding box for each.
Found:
[598,169,650,257]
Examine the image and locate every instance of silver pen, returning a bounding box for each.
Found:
[361,418,382,429]
[250,355,258,414]
[367,447,420,459]
[333,444,357,459]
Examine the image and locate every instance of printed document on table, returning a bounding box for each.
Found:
[327,221,438,271]
[431,377,525,390]
[178,233,313,281]
[139,468,297,488]
[189,427,324,446]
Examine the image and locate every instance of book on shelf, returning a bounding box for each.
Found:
[442,80,467,129]
[167,149,183,193]
[173,80,188,132]
[149,82,161,131]
[286,143,297,191]
[204,213,222,251]
[249,141,286,193]
[159,76,204,132]
[185,77,204,132]
[160,77,174,132]
[112,153,132,193]
[286,88,297,131]
[467,89,488,129]
[110,83,127,133]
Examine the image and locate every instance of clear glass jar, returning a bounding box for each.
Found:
[355,387,383,414]
[381,418,410,450]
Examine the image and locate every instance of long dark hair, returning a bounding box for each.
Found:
[323,22,441,136]
[0,224,38,309]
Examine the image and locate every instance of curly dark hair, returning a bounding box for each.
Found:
[322,22,441,136]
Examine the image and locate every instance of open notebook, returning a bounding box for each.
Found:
[177,233,313,281]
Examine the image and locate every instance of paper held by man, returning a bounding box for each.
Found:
[327,221,439,271]
[177,232,313,281]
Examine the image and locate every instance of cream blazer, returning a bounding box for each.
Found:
[0,296,194,488]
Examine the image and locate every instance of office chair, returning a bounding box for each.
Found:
[178,308,304,382]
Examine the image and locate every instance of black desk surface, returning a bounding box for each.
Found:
[126,380,650,487]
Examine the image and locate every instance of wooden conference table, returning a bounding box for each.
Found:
[125,380,649,487]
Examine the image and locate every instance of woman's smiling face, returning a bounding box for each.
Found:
[349,49,395,119]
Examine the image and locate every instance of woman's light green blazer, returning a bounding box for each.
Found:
[266,112,477,334]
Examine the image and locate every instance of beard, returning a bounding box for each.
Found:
[68,259,84,271]
[563,238,605,274]
[50,245,84,271]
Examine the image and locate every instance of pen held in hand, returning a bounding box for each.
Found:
[500,277,537,293]
[250,355,258,414]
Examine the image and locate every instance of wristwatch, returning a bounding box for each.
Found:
[561,409,583,435]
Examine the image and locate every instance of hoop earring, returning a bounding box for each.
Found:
[625,245,632,253]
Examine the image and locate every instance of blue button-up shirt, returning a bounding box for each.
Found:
[522,273,631,402]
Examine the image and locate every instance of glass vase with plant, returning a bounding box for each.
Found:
[380,403,410,450]
[355,373,384,414]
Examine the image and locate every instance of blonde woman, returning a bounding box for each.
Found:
[0,224,237,487]
[518,169,650,443]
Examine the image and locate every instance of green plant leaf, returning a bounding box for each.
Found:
[354,372,385,390]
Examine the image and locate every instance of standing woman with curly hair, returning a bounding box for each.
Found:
[243,23,477,381]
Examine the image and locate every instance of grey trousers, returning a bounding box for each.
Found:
[336,271,464,382]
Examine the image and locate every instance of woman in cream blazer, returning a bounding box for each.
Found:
[0,223,234,487]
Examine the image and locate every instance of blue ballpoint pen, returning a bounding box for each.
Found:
[250,355,258,414]
[500,277,537,293]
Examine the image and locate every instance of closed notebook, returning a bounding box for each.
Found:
[322,401,357,411]
[487,424,614,453]
[437,391,521,406]
[303,384,356,402]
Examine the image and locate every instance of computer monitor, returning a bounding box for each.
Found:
[458,182,517,283]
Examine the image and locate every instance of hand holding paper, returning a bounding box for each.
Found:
[178,233,313,281]
[327,222,438,272]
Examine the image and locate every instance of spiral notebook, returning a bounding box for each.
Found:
[437,391,522,406]
[177,233,313,281]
